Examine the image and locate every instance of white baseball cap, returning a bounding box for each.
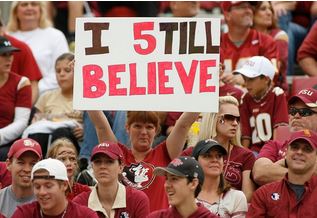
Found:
[31,158,68,181]
[233,56,275,80]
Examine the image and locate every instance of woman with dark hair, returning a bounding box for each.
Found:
[192,139,248,218]
[253,1,289,92]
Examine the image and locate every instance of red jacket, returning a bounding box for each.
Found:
[247,174,317,218]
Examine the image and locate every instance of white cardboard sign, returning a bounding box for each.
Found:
[74,17,220,112]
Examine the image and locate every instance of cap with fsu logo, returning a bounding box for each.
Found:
[288,88,317,108]
[90,141,124,161]
[8,138,42,159]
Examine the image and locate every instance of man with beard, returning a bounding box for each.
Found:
[253,88,317,185]
[248,130,317,217]
[220,1,278,86]
[0,138,42,217]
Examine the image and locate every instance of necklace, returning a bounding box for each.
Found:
[40,205,68,218]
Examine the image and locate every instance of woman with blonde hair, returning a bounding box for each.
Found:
[7,1,69,95]
[183,96,255,202]
[47,137,90,200]
[200,96,255,202]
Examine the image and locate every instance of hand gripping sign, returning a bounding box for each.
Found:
[74,17,221,112]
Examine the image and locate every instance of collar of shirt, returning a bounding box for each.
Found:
[88,182,126,218]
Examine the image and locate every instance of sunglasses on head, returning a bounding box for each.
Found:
[288,107,317,117]
[221,114,240,123]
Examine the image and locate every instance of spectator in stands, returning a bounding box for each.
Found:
[0,138,42,218]
[220,1,278,86]
[183,96,255,202]
[47,137,90,200]
[0,17,41,104]
[272,1,317,75]
[148,156,217,218]
[169,1,200,17]
[73,141,150,218]
[88,110,199,211]
[297,21,317,76]
[192,139,248,217]
[7,1,69,95]
[0,36,32,161]
[24,53,83,156]
[253,1,289,92]
[234,56,289,153]
[0,162,11,189]
[247,129,317,217]
[12,158,98,218]
[253,87,317,185]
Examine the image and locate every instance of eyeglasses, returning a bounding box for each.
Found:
[221,114,240,123]
[288,107,317,117]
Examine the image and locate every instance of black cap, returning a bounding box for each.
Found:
[154,156,204,185]
[192,139,227,160]
[0,36,20,55]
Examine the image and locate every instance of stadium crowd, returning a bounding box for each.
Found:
[1,1,317,218]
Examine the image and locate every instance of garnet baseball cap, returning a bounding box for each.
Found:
[288,88,317,108]
[221,1,255,12]
[233,56,275,80]
[0,36,20,55]
[154,156,204,185]
[288,129,317,149]
[31,158,68,181]
[91,141,124,161]
[7,138,42,159]
[192,139,227,160]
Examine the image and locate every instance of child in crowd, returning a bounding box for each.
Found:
[147,156,218,218]
[235,56,288,154]
[47,137,90,200]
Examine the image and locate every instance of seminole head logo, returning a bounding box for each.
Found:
[122,162,155,190]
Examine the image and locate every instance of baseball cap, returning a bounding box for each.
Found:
[192,139,227,160]
[91,141,124,161]
[154,156,204,185]
[233,56,275,80]
[288,129,317,149]
[288,88,317,108]
[31,158,68,181]
[0,36,20,55]
[221,1,255,12]
[7,138,42,159]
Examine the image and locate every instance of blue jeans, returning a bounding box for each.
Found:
[79,111,129,160]
[278,12,308,75]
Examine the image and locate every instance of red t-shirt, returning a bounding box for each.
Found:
[11,201,98,218]
[219,83,244,103]
[0,73,32,128]
[221,29,277,74]
[67,182,91,201]
[257,140,288,162]
[239,87,289,153]
[270,29,288,92]
[147,203,218,218]
[5,34,42,81]
[119,141,171,211]
[297,22,317,62]
[0,162,12,189]
[73,185,150,218]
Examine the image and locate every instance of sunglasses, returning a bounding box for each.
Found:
[288,107,317,117]
[221,114,240,123]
